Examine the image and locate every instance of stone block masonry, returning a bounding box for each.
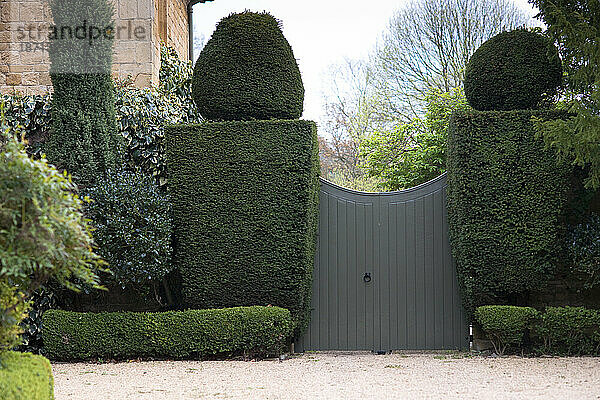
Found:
[0,0,189,95]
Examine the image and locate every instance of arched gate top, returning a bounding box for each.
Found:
[319,173,447,202]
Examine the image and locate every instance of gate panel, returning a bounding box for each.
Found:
[297,173,469,352]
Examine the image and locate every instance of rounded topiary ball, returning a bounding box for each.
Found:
[464,30,562,111]
[192,11,304,121]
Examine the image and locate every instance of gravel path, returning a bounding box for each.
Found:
[52,352,600,399]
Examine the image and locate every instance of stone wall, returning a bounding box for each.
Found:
[0,0,189,94]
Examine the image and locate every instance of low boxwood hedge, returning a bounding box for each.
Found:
[534,306,600,356]
[476,305,600,356]
[42,306,292,361]
[0,351,54,400]
[475,305,539,355]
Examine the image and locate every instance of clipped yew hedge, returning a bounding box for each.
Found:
[192,11,304,121]
[42,307,292,360]
[464,29,562,111]
[166,120,319,336]
[447,110,572,314]
[0,351,54,400]
[476,305,600,356]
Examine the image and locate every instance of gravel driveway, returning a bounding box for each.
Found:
[52,352,600,399]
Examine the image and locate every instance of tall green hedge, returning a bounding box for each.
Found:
[0,351,54,400]
[447,110,572,314]
[166,120,319,335]
[42,307,292,360]
[45,0,120,187]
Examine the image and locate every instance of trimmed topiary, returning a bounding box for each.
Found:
[447,110,572,314]
[192,11,304,121]
[166,120,319,337]
[43,307,292,360]
[0,351,54,400]
[464,30,562,111]
[475,306,539,355]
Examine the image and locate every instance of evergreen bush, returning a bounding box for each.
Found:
[192,11,304,121]
[83,168,173,294]
[475,305,539,355]
[166,120,319,336]
[43,307,292,360]
[447,110,572,314]
[44,0,121,187]
[0,351,54,400]
[464,30,562,111]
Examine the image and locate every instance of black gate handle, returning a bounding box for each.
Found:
[363,272,372,283]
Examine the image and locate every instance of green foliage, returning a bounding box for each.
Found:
[447,110,572,314]
[18,287,56,354]
[192,11,304,121]
[534,306,600,356]
[567,213,600,289]
[360,89,469,190]
[45,0,120,188]
[115,45,201,186]
[0,94,51,156]
[159,45,195,100]
[83,168,173,290]
[0,283,29,353]
[1,46,198,187]
[528,1,600,188]
[43,307,292,360]
[0,125,104,351]
[529,0,599,97]
[0,351,54,400]
[475,306,539,355]
[166,120,319,336]
[464,30,562,111]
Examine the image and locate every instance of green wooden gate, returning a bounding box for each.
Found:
[296,173,469,352]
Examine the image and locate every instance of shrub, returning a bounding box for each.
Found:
[83,168,173,294]
[192,11,304,121]
[0,126,104,351]
[0,351,54,400]
[475,306,539,355]
[18,287,57,354]
[534,306,600,356]
[0,283,29,352]
[166,120,319,336]
[447,110,572,314]
[42,307,292,360]
[0,94,51,156]
[464,30,562,111]
[45,0,121,187]
[568,213,600,289]
[117,45,201,186]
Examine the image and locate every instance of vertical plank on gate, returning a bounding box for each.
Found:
[424,193,435,349]
[338,199,348,349]
[433,189,444,349]
[389,202,399,350]
[366,203,375,351]
[379,200,390,351]
[347,201,357,349]
[328,196,338,349]
[406,200,416,349]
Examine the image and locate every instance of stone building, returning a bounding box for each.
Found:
[0,0,211,94]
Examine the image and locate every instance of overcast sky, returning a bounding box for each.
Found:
[192,0,538,128]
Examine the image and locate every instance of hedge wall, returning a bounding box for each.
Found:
[42,307,292,360]
[0,351,54,400]
[447,110,572,314]
[166,120,319,336]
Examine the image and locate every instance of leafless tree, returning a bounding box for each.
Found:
[371,0,531,120]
